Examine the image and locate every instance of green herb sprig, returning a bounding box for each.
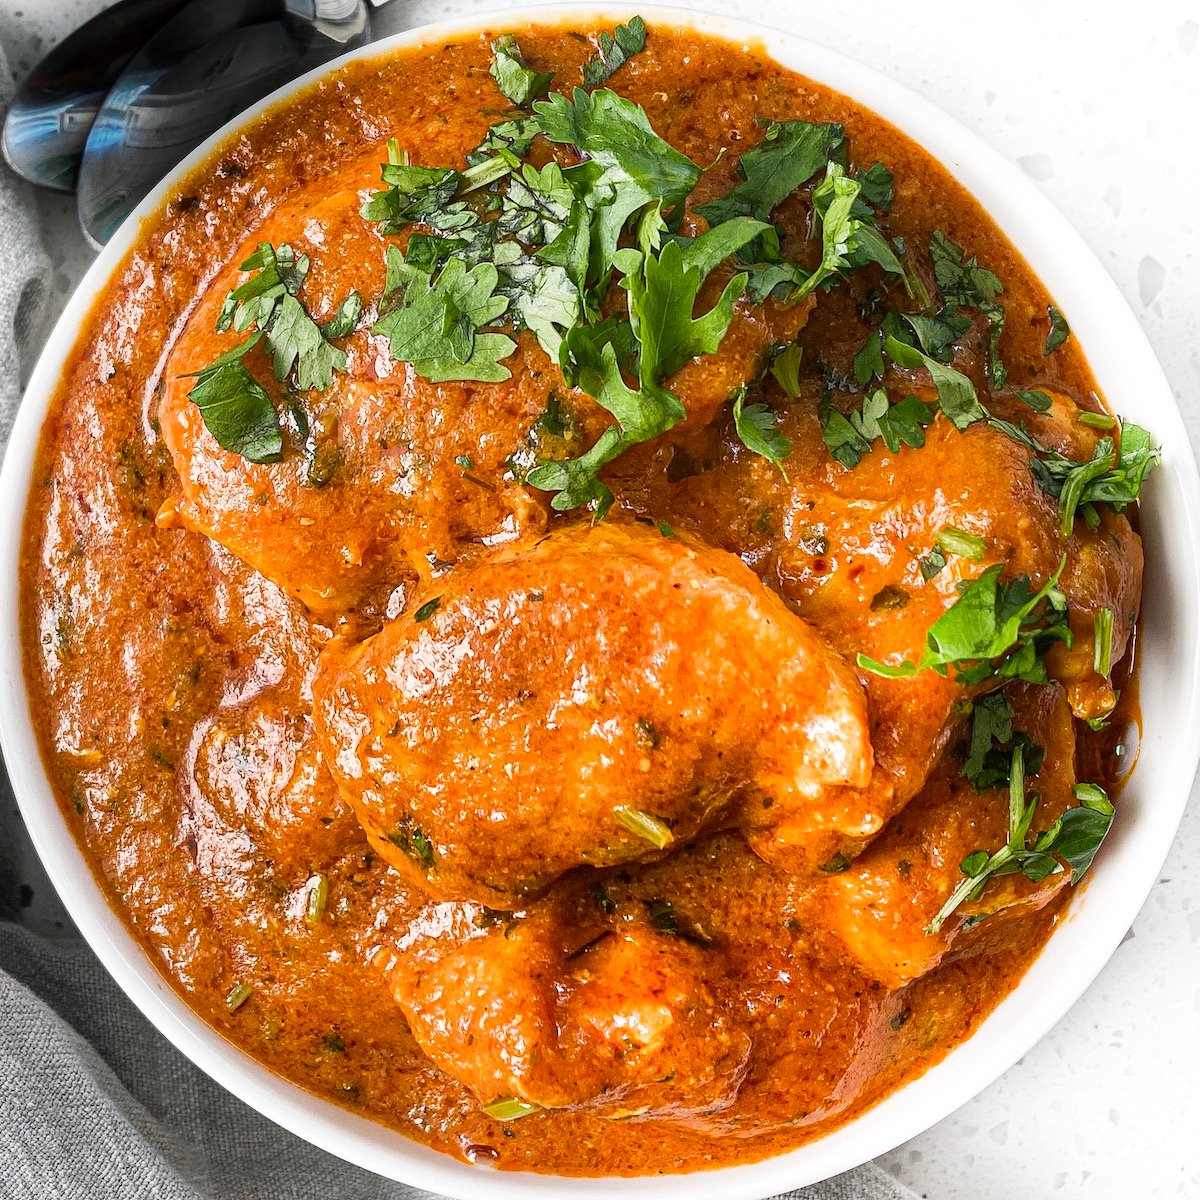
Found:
[928,745,1114,934]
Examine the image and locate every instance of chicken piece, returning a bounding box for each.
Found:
[639,387,1141,869]
[313,522,871,906]
[380,888,750,1120]
[182,695,354,875]
[818,683,1079,987]
[156,154,568,619]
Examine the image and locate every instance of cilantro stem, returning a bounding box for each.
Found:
[1093,607,1114,676]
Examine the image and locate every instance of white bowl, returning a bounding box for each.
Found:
[2,4,1198,1197]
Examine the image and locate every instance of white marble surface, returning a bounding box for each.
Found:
[1,1,1197,1197]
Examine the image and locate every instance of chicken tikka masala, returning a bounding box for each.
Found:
[20,16,1157,1176]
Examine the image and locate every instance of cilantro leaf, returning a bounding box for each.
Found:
[197,242,352,453]
[733,387,791,476]
[498,160,574,246]
[373,250,515,382]
[489,34,553,107]
[535,87,701,212]
[1045,305,1070,354]
[771,342,803,398]
[466,115,540,166]
[360,150,466,236]
[989,416,1159,533]
[857,559,1071,685]
[267,294,346,390]
[821,389,935,468]
[529,218,756,511]
[960,691,1045,792]
[853,332,885,385]
[929,230,1007,388]
[902,311,971,362]
[791,162,905,298]
[580,16,648,87]
[184,336,282,463]
[696,120,844,226]
[928,749,1113,934]
[1015,388,1052,413]
[492,241,580,362]
[628,238,747,381]
[321,290,362,340]
[884,334,987,430]
[217,241,308,333]
[854,162,894,212]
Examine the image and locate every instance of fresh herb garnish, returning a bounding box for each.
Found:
[187,242,360,458]
[821,388,935,468]
[1015,388,1052,413]
[305,873,328,925]
[613,805,673,849]
[960,691,1045,792]
[918,526,986,581]
[935,526,987,561]
[696,119,844,227]
[884,334,987,431]
[580,16,648,87]
[1093,606,1114,676]
[489,34,553,106]
[483,1097,541,1121]
[928,230,1006,388]
[857,560,1071,685]
[733,387,791,476]
[770,342,803,398]
[989,416,1159,534]
[225,981,253,1012]
[413,596,442,622]
[918,546,948,581]
[928,747,1114,934]
[183,337,282,463]
[1045,305,1070,354]
[373,251,515,382]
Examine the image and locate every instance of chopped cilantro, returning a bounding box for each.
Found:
[1093,606,1114,676]
[1045,305,1070,354]
[489,34,553,106]
[821,388,935,469]
[857,559,1071,686]
[928,747,1113,934]
[413,597,441,623]
[989,416,1159,534]
[960,691,1045,792]
[928,230,1006,388]
[372,251,515,382]
[1015,388,1052,413]
[733,387,791,477]
[919,546,948,581]
[580,16,648,87]
[884,334,986,430]
[935,526,987,561]
[183,336,282,463]
[696,119,844,226]
[321,290,362,339]
[770,342,803,398]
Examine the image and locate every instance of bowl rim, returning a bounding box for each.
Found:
[2,3,1199,1197]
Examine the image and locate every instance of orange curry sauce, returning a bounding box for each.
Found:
[20,23,1139,1175]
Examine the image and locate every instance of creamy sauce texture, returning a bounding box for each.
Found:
[20,23,1139,1175]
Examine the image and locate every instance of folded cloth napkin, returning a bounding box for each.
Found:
[0,31,916,1200]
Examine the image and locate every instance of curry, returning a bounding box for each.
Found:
[19,17,1154,1177]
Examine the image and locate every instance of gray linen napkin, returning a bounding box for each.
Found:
[0,32,916,1200]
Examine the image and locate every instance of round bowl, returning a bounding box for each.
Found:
[2,4,1198,1197]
